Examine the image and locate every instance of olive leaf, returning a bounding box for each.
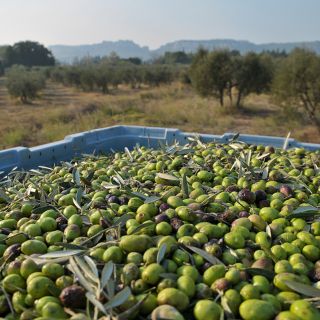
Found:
[221,297,235,320]
[230,132,240,142]
[38,165,53,171]
[176,148,195,155]
[112,214,132,227]
[1,287,15,316]
[124,147,133,162]
[76,187,83,205]
[32,205,57,214]
[286,206,320,220]
[101,261,114,290]
[113,171,126,185]
[160,273,178,280]
[104,286,131,310]
[186,246,225,266]
[260,245,279,263]
[85,292,107,314]
[73,256,100,285]
[181,173,189,199]
[102,183,121,190]
[54,242,86,250]
[106,279,115,298]
[256,153,271,160]
[156,173,180,182]
[130,221,155,235]
[68,257,95,293]
[144,196,161,204]
[116,294,149,320]
[83,255,99,279]
[262,167,269,180]
[38,249,85,259]
[127,190,148,200]
[157,243,167,264]
[283,280,320,297]
[73,198,82,210]
[266,225,273,239]
[264,156,279,169]
[72,168,81,186]
[282,131,291,150]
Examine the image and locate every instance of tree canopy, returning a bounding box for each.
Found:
[2,41,55,67]
[6,65,46,103]
[273,48,320,131]
[189,49,272,107]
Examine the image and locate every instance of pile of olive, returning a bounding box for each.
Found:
[0,142,320,320]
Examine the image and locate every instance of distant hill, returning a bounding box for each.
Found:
[49,39,320,63]
[49,40,150,63]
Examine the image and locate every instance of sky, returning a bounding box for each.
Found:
[0,0,319,49]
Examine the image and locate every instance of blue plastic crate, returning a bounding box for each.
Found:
[0,125,319,175]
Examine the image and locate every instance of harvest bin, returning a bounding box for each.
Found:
[0,125,319,175]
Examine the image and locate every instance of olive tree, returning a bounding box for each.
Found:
[189,49,233,106]
[273,48,320,131]
[233,52,273,108]
[6,65,46,103]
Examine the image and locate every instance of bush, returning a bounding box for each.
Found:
[6,65,46,103]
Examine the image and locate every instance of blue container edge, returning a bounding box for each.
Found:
[0,125,319,175]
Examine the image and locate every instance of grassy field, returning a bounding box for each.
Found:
[0,77,318,150]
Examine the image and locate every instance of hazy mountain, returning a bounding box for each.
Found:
[49,39,320,63]
[49,40,150,63]
[154,39,320,56]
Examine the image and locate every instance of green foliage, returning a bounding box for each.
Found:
[189,49,273,107]
[233,52,273,107]
[273,48,320,131]
[190,49,234,106]
[3,41,55,67]
[6,65,46,103]
[155,51,193,64]
[47,55,177,93]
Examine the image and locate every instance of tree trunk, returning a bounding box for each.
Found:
[236,91,242,108]
[20,95,28,104]
[219,89,224,106]
[102,83,109,94]
[227,86,233,107]
[300,94,320,133]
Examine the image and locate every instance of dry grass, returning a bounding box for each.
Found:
[0,77,318,150]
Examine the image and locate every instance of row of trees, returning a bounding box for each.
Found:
[1,41,319,131]
[49,62,179,93]
[3,54,183,102]
[189,48,320,130]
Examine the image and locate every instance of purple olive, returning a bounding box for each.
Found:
[155,213,170,224]
[119,196,129,205]
[0,228,11,235]
[238,189,256,204]
[255,190,267,203]
[201,262,212,272]
[238,211,249,218]
[258,199,270,208]
[92,201,106,209]
[107,195,120,204]
[159,203,170,213]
